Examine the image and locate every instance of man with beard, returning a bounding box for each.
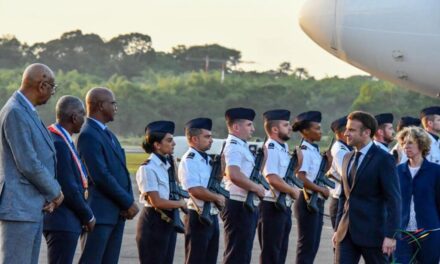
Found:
[420,106,440,164]
[258,109,300,264]
[373,113,395,152]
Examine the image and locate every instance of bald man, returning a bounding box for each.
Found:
[77,87,139,264]
[0,63,64,264]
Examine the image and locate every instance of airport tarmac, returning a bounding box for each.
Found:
[39,178,337,264]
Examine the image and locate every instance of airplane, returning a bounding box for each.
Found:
[299,0,440,98]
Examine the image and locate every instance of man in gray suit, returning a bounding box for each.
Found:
[0,63,64,264]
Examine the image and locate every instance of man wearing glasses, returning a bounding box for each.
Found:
[0,63,64,264]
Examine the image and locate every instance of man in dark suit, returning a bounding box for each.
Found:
[78,87,139,264]
[333,111,401,264]
[0,63,64,264]
[44,95,95,264]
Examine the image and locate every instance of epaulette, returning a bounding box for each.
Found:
[268,142,275,149]
[141,159,151,165]
[301,145,308,150]
[230,139,237,144]
[186,152,195,159]
[340,145,348,150]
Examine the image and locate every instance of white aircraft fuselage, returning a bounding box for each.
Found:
[299,0,440,98]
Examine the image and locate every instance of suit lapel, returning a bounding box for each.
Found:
[351,144,376,190]
[342,151,354,196]
[14,93,55,152]
[86,119,125,166]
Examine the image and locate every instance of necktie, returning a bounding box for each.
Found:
[104,128,115,146]
[348,151,362,187]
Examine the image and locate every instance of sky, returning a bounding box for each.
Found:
[0,0,366,78]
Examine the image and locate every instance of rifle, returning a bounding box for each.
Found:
[307,137,336,213]
[166,154,189,233]
[275,141,304,211]
[244,138,270,212]
[198,142,230,226]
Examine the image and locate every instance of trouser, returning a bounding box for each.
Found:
[79,218,125,264]
[294,192,324,264]
[136,207,177,264]
[335,231,388,264]
[44,230,80,264]
[221,199,259,264]
[257,201,292,264]
[0,219,43,264]
[184,209,219,264]
[329,197,339,230]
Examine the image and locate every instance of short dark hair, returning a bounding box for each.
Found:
[347,111,377,138]
[185,127,203,141]
[142,131,167,154]
[292,120,313,132]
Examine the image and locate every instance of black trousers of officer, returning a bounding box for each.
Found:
[221,198,259,264]
[294,192,324,264]
[257,201,292,264]
[184,209,219,264]
[136,207,177,264]
[44,231,80,264]
[329,197,339,230]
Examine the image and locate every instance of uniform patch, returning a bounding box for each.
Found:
[230,139,237,144]
[301,145,308,150]
[141,159,151,165]
[268,142,275,149]
[186,152,195,159]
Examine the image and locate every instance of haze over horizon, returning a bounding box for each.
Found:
[0,0,367,78]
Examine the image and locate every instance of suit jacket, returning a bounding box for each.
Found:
[335,143,401,247]
[397,159,440,230]
[0,92,61,222]
[44,132,94,233]
[77,118,134,225]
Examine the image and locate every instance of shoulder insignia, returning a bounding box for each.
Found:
[230,139,237,144]
[268,142,275,149]
[141,159,151,165]
[186,152,195,159]
[301,145,308,150]
[340,145,347,150]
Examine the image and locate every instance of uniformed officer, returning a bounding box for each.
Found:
[292,111,332,264]
[135,121,186,264]
[420,106,440,164]
[257,109,300,264]
[221,107,265,264]
[373,113,395,152]
[390,116,421,165]
[328,116,351,230]
[178,117,226,264]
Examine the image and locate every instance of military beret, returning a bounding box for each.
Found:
[185,117,212,131]
[420,106,440,118]
[375,113,394,126]
[292,111,321,132]
[263,109,291,121]
[397,116,421,131]
[225,107,256,122]
[331,116,348,132]
[145,120,175,134]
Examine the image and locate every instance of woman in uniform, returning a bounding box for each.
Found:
[135,120,186,264]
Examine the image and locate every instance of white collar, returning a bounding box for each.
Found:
[17,90,36,111]
[357,140,373,156]
[149,153,171,169]
[88,117,107,130]
[227,134,247,147]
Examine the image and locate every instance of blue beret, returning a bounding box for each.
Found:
[420,106,440,118]
[397,116,420,130]
[145,120,175,134]
[263,109,291,121]
[292,111,321,132]
[375,113,394,125]
[185,117,212,130]
[331,116,348,132]
[225,107,256,121]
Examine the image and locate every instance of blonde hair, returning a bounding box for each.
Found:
[396,126,431,157]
